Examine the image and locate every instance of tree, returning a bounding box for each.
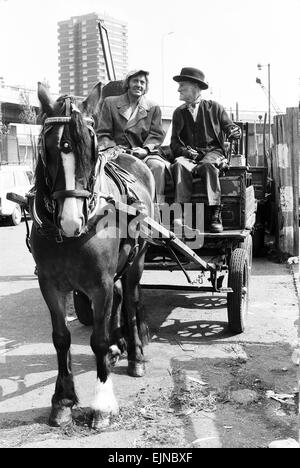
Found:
[19,90,37,124]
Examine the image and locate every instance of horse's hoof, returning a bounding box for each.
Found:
[127,361,145,377]
[49,405,73,427]
[91,411,111,431]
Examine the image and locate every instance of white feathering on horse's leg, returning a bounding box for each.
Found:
[91,376,119,415]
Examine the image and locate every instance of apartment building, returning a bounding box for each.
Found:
[58,12,128,97]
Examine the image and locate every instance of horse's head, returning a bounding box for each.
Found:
[37,82,102,238]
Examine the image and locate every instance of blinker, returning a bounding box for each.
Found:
[60,140,72,154]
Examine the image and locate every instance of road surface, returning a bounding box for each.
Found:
[0,220,298,448]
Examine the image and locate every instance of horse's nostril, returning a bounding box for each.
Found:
[75,218,85,236]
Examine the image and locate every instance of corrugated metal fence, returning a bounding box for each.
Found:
[272,107,299,257]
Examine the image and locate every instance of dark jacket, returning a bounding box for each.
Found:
[97,93,165,152]
[171,99,236,158]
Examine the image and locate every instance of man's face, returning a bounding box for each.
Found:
[177,81,200,103]
[128,74,147,98]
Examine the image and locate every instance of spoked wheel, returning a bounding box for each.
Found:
[73,290,93,326]
[239,233,253,271]
[227,248,249,334]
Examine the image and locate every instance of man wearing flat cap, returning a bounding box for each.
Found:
[171,67,241,233]
[97,69,171,202]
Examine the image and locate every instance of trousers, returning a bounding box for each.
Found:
[171,151,223,206]
[143,155,172,203]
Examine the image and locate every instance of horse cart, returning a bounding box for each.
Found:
[6,84,256,429]
[7,101,256,338]
[142,124,256,335]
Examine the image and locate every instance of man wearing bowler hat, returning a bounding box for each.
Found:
[171,67,241,233]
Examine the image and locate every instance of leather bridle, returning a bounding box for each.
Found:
[39,97,101,225]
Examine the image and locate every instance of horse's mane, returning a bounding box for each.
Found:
[34,155,51,197]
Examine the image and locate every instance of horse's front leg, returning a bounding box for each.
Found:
[38,279,77,427]
[90,278,119,430]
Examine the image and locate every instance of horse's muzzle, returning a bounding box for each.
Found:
[58,214,84,238]
[56,197,88,238]
[52,189,91,238]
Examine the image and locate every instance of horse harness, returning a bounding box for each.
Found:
[29,96,143,281]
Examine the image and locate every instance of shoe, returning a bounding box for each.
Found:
[210,206,223,233]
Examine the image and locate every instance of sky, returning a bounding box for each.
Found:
[0,0,299,117]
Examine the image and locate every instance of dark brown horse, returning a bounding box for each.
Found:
[32,82,155,429]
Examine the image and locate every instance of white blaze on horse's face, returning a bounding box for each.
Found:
[60,149,84,237]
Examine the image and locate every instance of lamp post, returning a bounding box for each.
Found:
[161,31,174,107]
[257,63,271,156]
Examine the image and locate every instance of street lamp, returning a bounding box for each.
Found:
[257,63,271,156]
[161,31,174,107]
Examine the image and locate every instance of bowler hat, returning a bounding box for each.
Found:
[173,67,209,89]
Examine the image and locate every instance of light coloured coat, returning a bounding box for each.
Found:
[96,93,165,152]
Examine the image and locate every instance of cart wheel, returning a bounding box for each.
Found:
[73,290,93,326]
[227,248,249,334]
[239,233,253,270]
[10,204,22,226]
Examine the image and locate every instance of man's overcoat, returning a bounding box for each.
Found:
[97,93,165,152]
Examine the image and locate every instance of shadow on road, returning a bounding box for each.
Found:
[143,290,231,341]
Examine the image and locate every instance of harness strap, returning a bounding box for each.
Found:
[23,208,32,253]
[114,243,140,283]
[52,189,91,200]
[65,97,71,117]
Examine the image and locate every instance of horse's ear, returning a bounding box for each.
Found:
[37,82,54,116]
[81,81,102,116]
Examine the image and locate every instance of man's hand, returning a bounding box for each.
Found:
[98,145,126,160]
[131,147,149,159]
[183,147,199,161]
[228,126,242,140]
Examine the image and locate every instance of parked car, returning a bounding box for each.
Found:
[0,163,33,225]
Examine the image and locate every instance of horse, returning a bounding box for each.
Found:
[31,82,156,429]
